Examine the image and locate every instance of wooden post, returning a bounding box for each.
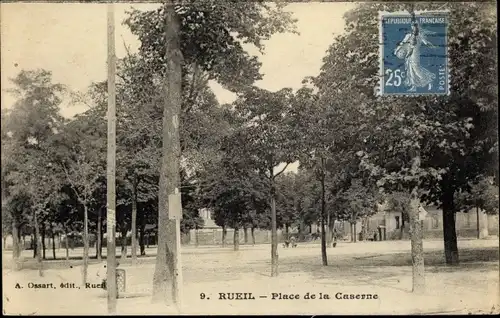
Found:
[106,2,117,313]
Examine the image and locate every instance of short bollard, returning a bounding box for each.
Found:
[116,269,126,297]
[102,269,126,298]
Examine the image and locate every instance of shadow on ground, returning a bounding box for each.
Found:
[6,246,499,287]
[249,247,499,280]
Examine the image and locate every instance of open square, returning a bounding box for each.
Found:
[2,239,499,315]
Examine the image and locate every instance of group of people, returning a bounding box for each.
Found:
[283,236,297,248]
[282,228,342,248]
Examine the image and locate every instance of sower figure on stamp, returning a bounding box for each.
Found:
[393,22,437,92]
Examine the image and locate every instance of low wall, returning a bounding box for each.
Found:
[184,228,297,246]
[386,227,499,240]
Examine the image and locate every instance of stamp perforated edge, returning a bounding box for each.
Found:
[377,10,451,97]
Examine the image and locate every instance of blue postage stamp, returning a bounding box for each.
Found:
[378,11,449,96]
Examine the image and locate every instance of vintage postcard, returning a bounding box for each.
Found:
[1,1,498,316]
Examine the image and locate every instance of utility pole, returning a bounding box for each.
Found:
[106,2,117,313]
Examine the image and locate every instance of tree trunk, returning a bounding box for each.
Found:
[195,228,199,247]
[361,217,368,242]
[100,223,104,258]
[83,204,89,286]
[65,229,69,261]
[476,205,480,239]
[442,189,459,265]
[97,207,102,261]
[350,223,354,242]
[41,224,46,260]
[320,168,327,266]
[51,227,56,260]
[243,227,248,244]
[409,189,425,294]
[34,211,43,277]
[270,183,279,277]
[131,180,138,265]
[12,220,21,270]
[327,210,333,246]
[152,2,183,306]
[353,222,357,243]
[233,226,240,251]
[251,226,256,245]
[400,212,405,240]
[139,219,146,256]
[329,219,336,246]
[32,234,36,258]
[121,227,127,260]
[479,209,489,239]
[222,225,227,247]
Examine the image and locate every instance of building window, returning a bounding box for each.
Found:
[432,216,439,229]
[199,209,211,219]
[395,216,400,229]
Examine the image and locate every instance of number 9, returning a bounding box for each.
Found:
[200,293,206,299]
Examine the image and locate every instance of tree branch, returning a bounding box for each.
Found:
[184,63,209,115]
[273,162,290,179]
[187,63,199,105]
[61,163,83,203]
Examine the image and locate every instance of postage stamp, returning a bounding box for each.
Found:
[378,11,449,96]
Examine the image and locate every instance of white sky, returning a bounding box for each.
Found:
[1,2,355,172]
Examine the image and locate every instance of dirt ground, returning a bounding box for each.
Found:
[2,238,499,315]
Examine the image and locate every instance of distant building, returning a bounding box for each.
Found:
[345,204,499,240]
[198,208,218,229]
